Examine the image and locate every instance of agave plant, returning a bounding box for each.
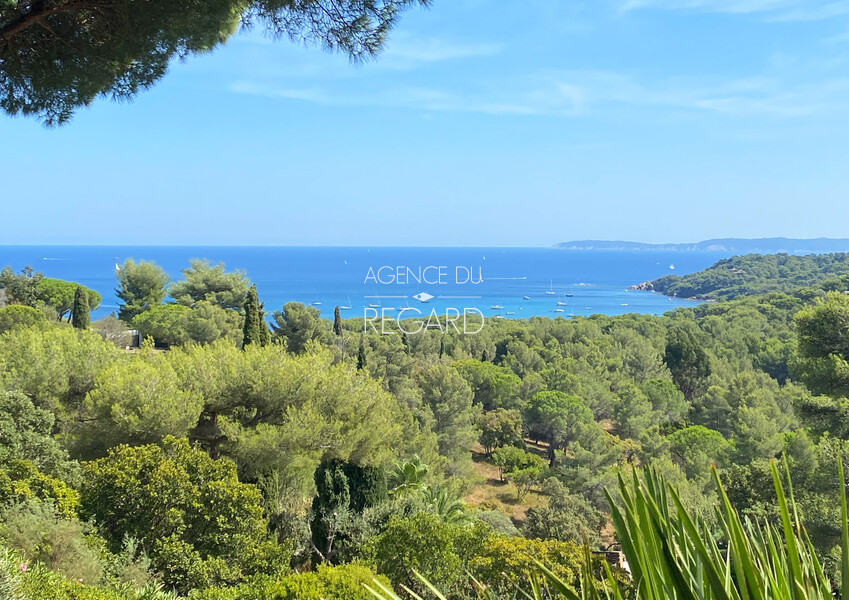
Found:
[367,458,849,600]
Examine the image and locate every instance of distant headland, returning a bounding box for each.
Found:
[552,238,849,253]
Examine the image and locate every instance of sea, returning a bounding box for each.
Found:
[0,247,734,321]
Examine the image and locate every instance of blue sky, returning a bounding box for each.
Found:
[3,0,849,246]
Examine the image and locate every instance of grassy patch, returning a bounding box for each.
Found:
[464,445,549,526]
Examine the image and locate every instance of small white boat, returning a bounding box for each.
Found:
[506,311,515,315]
[491,304,504,310]
[312,301,322,306]
[556,301,567,306]
[554,308,564,313]
[340,296,352,310]
[546,280,556,295]
[369,303,380,308]
[522,295,531,300]
[669,264,675,270]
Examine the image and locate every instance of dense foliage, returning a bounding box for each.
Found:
[367,460,849,600]
[3,253,849,597]
[647,252,849,299]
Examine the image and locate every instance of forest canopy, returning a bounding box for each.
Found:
[644,252,849,300]
[1,253,849,598]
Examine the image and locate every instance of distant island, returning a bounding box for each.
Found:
[552,237,849,253]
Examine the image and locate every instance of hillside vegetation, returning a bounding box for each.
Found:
[644,252,849,300]
[0,257,849,597]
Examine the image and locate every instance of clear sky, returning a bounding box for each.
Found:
[3,0,849,246]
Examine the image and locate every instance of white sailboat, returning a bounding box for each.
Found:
[340,296,351,310]
[545,280,556,295]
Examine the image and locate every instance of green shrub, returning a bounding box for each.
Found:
[0,500,104,585]
[0,460,80,518]
[475,510,519,537]
[491,446,546,481]
[80,437,287,593]
[367,512,492,597]
[466,535,587,594]
[188,563,388,600]
[0,545,23,600]
[523,478,605,545]
[0,305,46,333]
[0,391,75,479]
[0,543,175,600]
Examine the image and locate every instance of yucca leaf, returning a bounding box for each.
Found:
[534,560,583,600]
[411,569,448,600]
[769,459,805,600]
[364,579,405,600]
[669,484,736,600]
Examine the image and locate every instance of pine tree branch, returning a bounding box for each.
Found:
[0,0,109,48]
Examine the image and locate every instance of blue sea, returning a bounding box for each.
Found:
[0,247,733,321]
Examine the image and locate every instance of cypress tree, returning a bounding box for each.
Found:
[242,284,261,348]
[71,286,89,329]
[309,459,387,562]
[333,305,343,337]
[310,460,350,562]
[357,338,367,371]
[258,301,271,347]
